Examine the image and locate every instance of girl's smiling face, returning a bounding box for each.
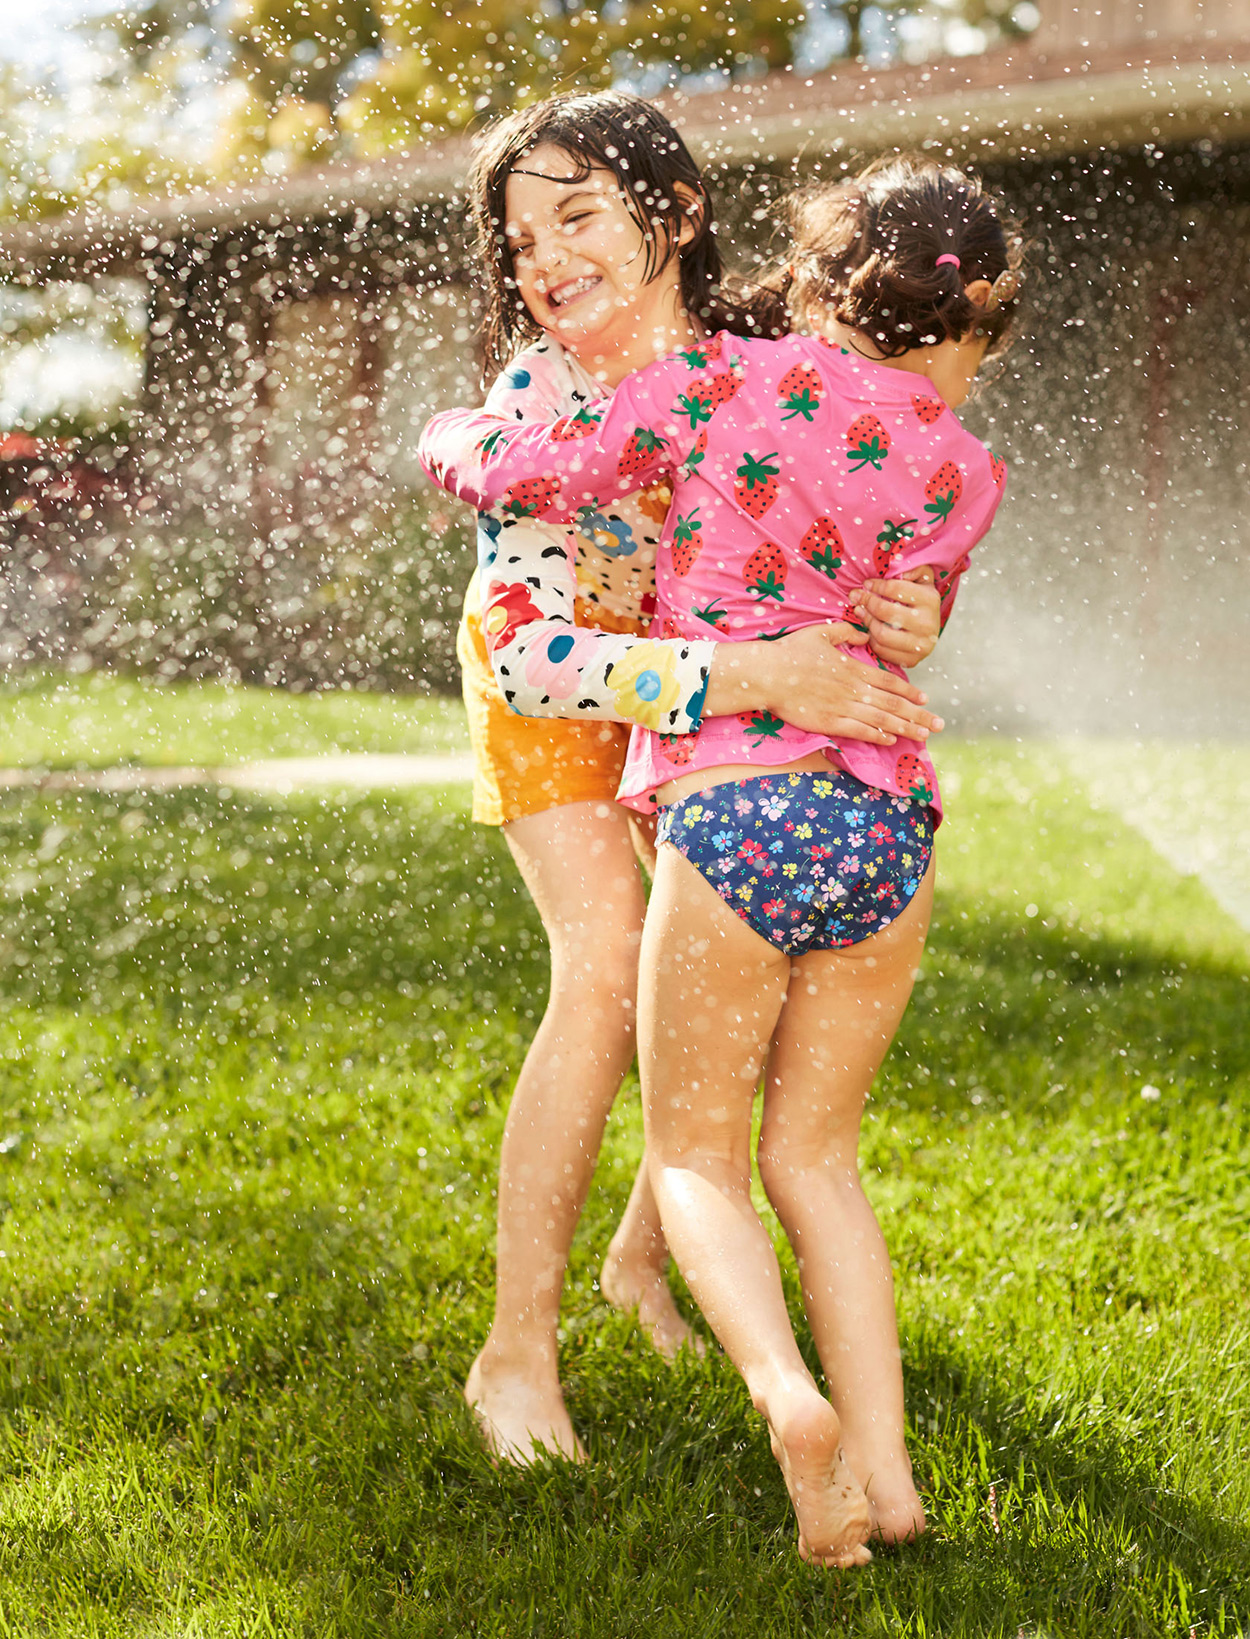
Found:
[503,143,699,384]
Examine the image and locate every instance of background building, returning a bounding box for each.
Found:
[1,0,1248,728]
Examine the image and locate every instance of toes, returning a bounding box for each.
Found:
[798,1530,873,1569]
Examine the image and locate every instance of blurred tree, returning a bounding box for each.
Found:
[73,0,1039,169]
[954,0,1037,44]
[341,1,809,151]
[811,0,912,62]
[0,66,60,221]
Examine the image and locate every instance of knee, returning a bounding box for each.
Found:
[547,956,639,1027]
[756,1135,855,1210]
[549,918,640,995]
[756,1139,799,1209]
[645,1095,749,1181]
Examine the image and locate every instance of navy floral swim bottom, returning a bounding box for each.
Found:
[656,769,934,955]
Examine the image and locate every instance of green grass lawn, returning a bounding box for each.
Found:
[0,739,1246,1636]
[0,673,469,766]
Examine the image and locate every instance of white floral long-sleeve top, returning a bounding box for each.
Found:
[469,335,716,734]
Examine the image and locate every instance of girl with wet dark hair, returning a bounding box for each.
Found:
[467,91,784,384]
[445,94,946,1470]
[423,152,1025,1563]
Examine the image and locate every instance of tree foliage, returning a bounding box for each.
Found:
[79,0,1032,171]
[338,1,806,151]
[0,0,1039,218]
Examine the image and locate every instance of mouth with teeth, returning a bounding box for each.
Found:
[546,274,603,311]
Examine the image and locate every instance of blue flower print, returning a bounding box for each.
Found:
[476,513,503,573]
[653,768,935,958]
[576,507,638,559]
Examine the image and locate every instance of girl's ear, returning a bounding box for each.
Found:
[673,182,705,248]
[964,278,993,309]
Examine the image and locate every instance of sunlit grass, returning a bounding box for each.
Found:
[0,740,1246,1635]
[0,672,469,767]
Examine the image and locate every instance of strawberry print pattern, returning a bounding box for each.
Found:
[734,452,781,518]
[420,329,1006,819]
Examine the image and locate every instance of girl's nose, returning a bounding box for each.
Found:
[531,234,570,280]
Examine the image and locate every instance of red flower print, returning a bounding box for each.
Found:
[762,899,785,919]
[481,580,543,654]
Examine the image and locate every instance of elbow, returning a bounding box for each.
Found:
[497,685,547,719]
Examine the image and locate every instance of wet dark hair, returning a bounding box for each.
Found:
[778,154,1025,359]
[466,90,786,383]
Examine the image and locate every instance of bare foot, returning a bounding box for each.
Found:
[865,1470,928,1545]
[600,1249,705,1361]
[766,1390,873,1568]
[464,1351,587,1466]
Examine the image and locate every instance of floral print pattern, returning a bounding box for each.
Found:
[605,642,683,731]
[467,336,714,732]
[656,771,934,954]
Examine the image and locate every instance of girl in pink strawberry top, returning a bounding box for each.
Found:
[422,217,1012,823]
[422,155,1025,1567]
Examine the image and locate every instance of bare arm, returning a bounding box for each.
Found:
[705,622,943,745]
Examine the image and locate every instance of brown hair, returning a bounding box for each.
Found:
[779,154,1024,358]
[465,90,787,383]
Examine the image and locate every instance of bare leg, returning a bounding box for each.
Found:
[598,807,701,1357]
[758,860,935,1544]
[466,800,692,1465]
[600,1157,703,1359]
[638,845,872,1567]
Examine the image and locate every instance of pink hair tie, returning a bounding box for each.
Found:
[936,253,961,269]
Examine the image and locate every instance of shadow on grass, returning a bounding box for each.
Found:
[893,896,1250,1117]
[895,1332,1250,1637]
[1,787,1247,1634]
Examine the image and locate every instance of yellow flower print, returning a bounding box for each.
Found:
[782,862,798,878]
[635,481,672,524]
[608,643,681,730]
[681,804,706,826]
[736,885,754,902]
[794,823,813,840]
[863,861,878,879]
[812,779,833,797]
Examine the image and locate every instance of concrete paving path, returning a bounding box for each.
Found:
[0,752,476,793]
[4,741,1245,938]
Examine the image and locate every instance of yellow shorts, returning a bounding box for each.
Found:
[457,577,639,827]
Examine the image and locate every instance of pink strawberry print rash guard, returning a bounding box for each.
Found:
[420,330,1007,818]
